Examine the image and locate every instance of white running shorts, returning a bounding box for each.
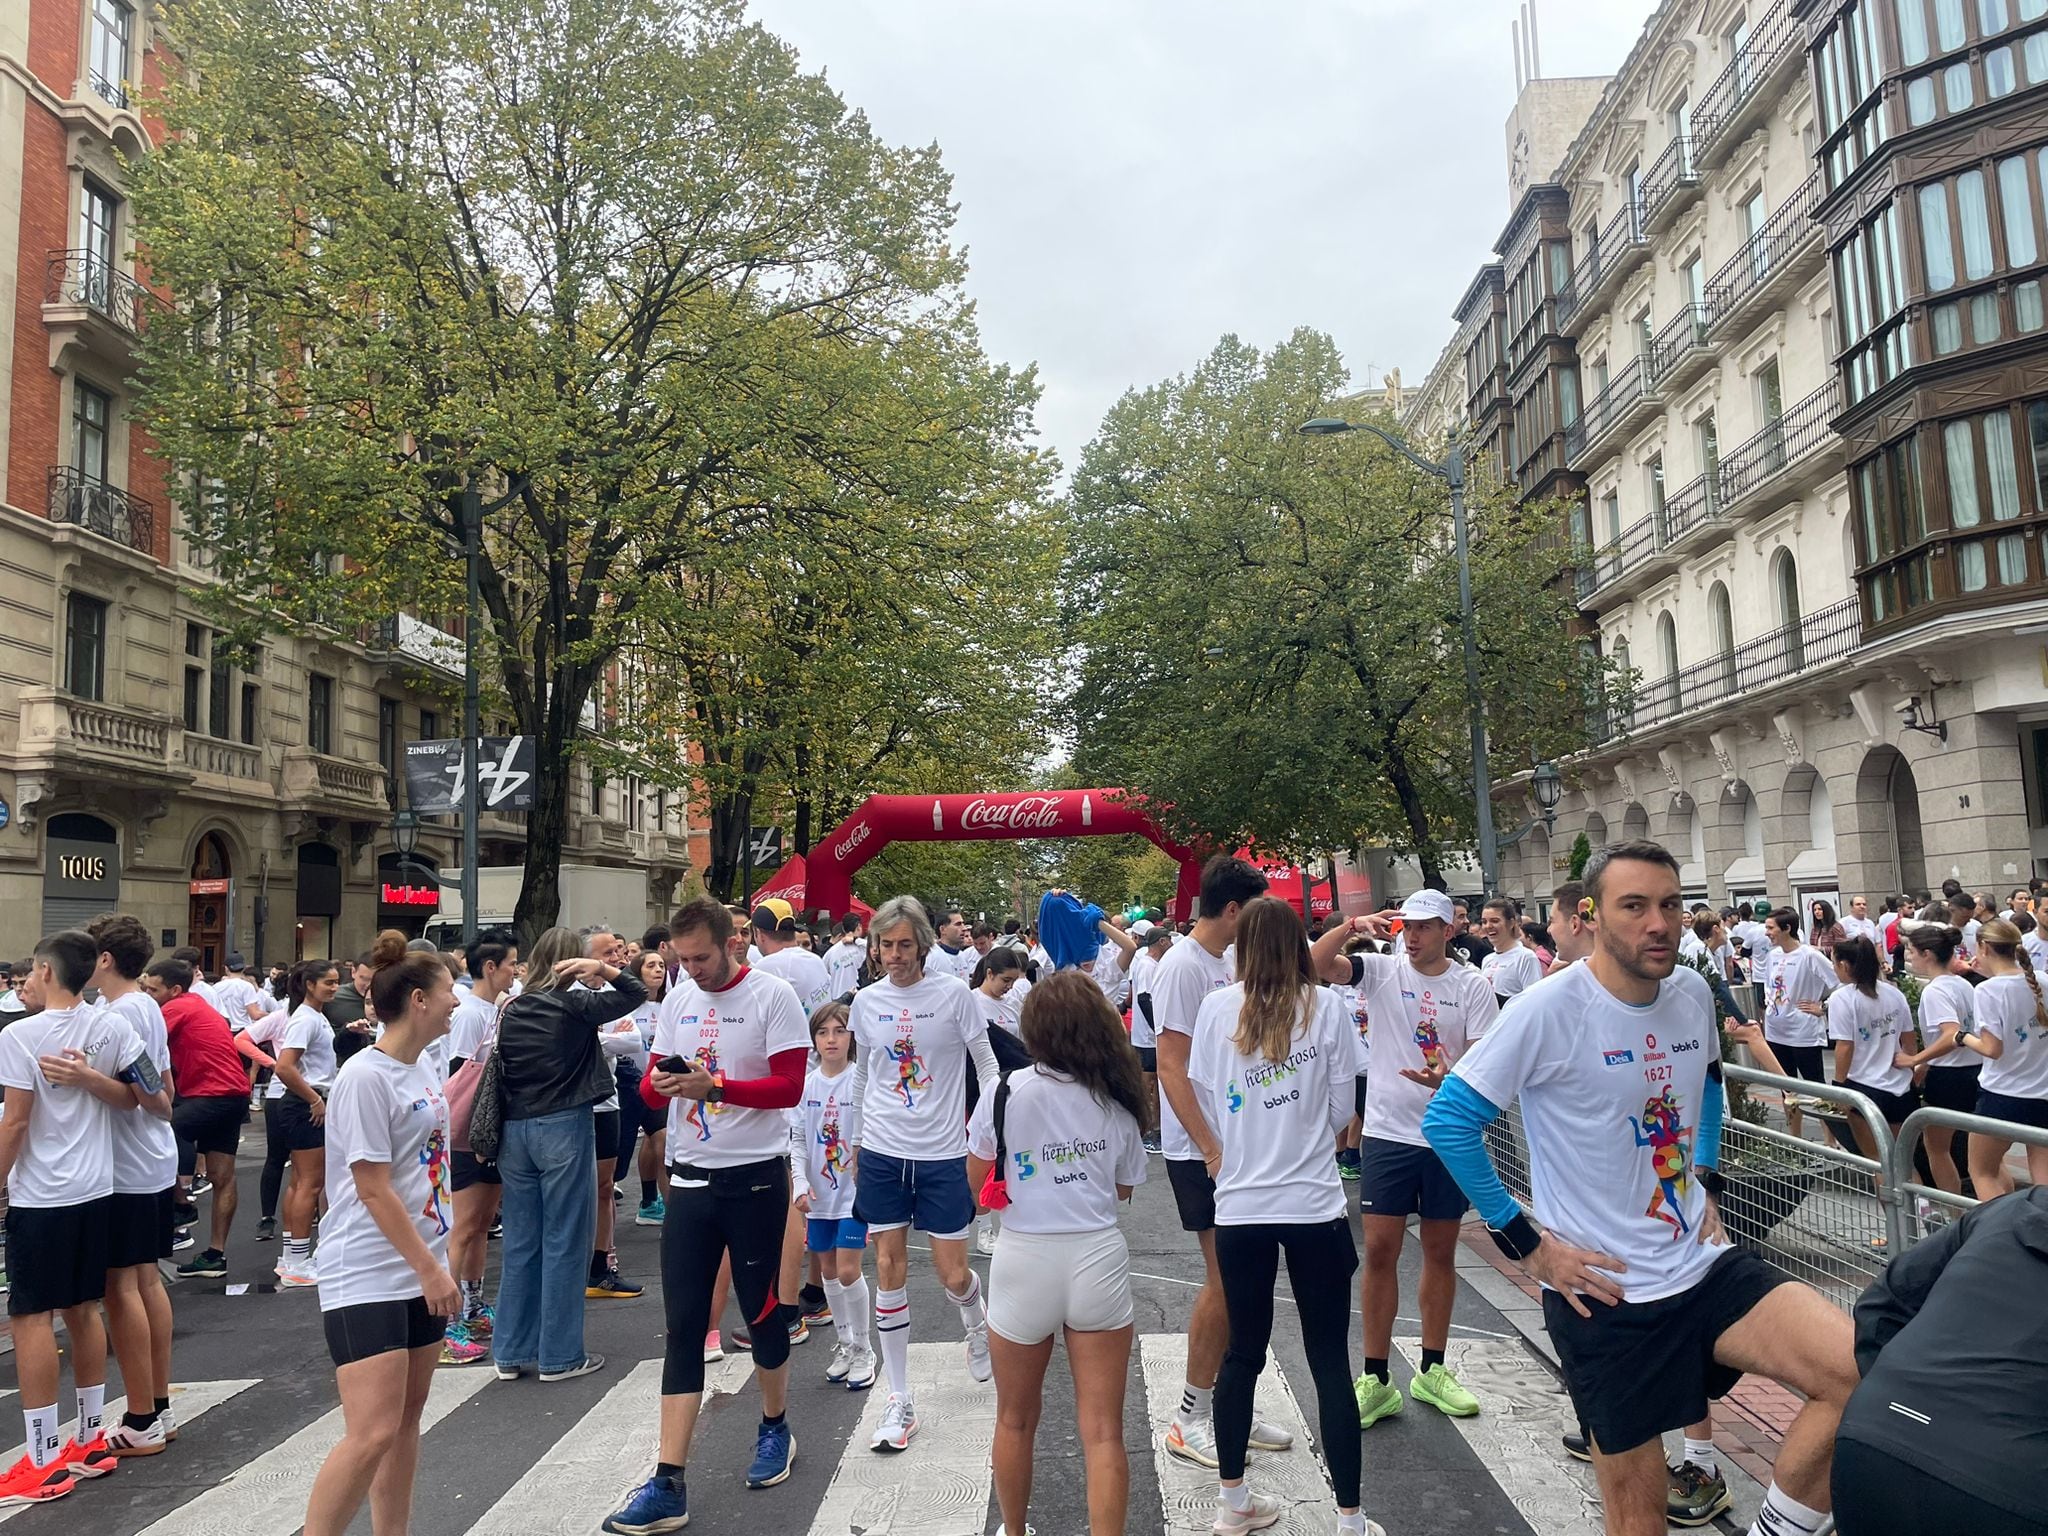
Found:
[987,1224,1133,1344]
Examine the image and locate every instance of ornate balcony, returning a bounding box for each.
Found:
[43,250,160,370]
[1639,135,1701,236]
[1557,203,1647,332]
[180,733,266,783]
[1648,303,1715,393]
[282,747,391,819]
[1692,3,1805,171]
[47,466,155,555]
[1702,172,1824,339]
[17,689,187,787]
[1715,377,1843,515]
[1566,356,1662,467]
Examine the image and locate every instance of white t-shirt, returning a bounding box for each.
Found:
[245,1003,290,1050]
[1150,935,1236,1161]
[317,1048,451,1311]
[849,970,987,1161]
[1918,974,1978,1070]
[1451,963,1726,1302]
[974,987,1017,1039]
[1186,984,1352,1225]
[969,1065,1145,1234]
[823,938,866,1000]
[213,975,262,1025]
[927,945,979,984]
[1732,921,1768,961]
[189,975,224,1013]
[1481,944,1545,1001]
[1961,918,1983,958]
[653,967,811,1168]
[1761,945,1833,1047]
[2025,930,2048,973]
[1126,950,1161,1047]
[790,1065,862,1220]
[1976,974,2048,1100]
[1333,981,1371,1076]
[754,945,834,1018]
[99,990,178,1194]
[447,992,500,1064]
[998,971,1031,1035]
[1350,952,1498,1148]
[268,1003,339,1096]
[1678,930,1707,963]
[1842,916,1884,947]
[1826,985,1914,1096]
[0,1003,141,1207]
[1091,946,1131,1008]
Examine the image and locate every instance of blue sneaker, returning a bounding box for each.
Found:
[745,1419,795,1489]
[602,1474,688,1534]
[635,1198,665,1227]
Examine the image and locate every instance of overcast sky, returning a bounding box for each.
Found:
[745,0,1653,471]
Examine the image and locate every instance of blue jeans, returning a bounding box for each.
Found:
[492,1104,596,1373]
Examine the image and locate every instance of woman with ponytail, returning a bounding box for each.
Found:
[302,932,461,1536]
[1953,920,2048,1197]
[1897,925,1976,1195]
[269,959,342,1284]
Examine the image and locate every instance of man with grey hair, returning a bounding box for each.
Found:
[847,895,1002,1452]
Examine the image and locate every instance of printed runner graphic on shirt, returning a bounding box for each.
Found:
[684,1040,722,1142]
[818,1107,851,1190]
[887,1012,931,1109]
[1410,990,1447,1070]
[415,1101,451,1235]
[1630,1083,1693,1239]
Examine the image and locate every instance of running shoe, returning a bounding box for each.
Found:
[441,1323,489,1366]
[274,1263,318,1288]
[869,1393,917,1453]
[1560,1428,1592,1462]
[785,1314,808,1346]
[539,1354,606,1382]
[1353,1373,1405,1429]
[744,1420,795,1488]
[1211,1489,1283,1534]
[466,1302,496,1337]
[634,1198,666,1226]
[729,1321,752,1351]
[1338,1159,1360,1183]
[587,1266,643,1299]
[844,1347,877,1391]
[1409,1362,1480,1418]
[1142,1132,1163,1154]
[0,1267,9,1294]
[487,1220,503,1240]
[602,1474,688,1535]
[171,1232,196,1253]
[1667,1461,1733,1527]
[825,1342,854,1382]
[55,1436,118,1479]
[703,1331,725,1363]
[254,1216,277,1242]
[493,1362,529,1381]
[1164,1416,1219,1468]
[102,1418,167,1457]
[0,1455,75,1507]
[171,1201,200,1228]
[965,1322,993,1384]
[799,1286,831,1326]
[1247,1416,1294,1452]
[176,1250,228,1279]
[189,1174,213,1197]
[160,1402,178,1442]
[975,1216,997,1256]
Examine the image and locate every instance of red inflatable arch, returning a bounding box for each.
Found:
[805,790,1202,922]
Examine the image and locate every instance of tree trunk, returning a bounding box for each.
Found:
[1383,741,1444,890]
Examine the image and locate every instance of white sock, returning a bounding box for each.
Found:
[1219,1481,1251,1512]
[1748,1483,1828,1536]
[75,1383,105,1437]
[24,1405,59,1469]
[876,1287,911,1399]
[284,1236,312,1267]
[946,1271,987,1333]
[1337,1513,1368,1534]
[1683,1435,1718,1478]
[822,1277,850,1344]
[1176,1380,1213,1428]
[841,1274,871,1350]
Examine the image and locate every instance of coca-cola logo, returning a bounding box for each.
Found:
[959,795,1065,833]
[832,822,873,862]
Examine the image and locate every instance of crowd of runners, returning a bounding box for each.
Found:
[2,850,2046,1535]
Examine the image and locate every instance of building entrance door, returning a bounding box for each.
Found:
[187,832,233,975]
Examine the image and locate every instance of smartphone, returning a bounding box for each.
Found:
[120,1051,164,1094]
[656,1055,697,1075]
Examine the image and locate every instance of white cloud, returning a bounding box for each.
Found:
[746,0,1650,468]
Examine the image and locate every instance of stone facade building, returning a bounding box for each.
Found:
[1402,0,2048,917]
[0,1,696,965]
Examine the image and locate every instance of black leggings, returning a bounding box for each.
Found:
[1833,1435,2048,1536]
[260,1096,291,1221]
[1214,1218,1361,1505]
[659,1156,791,1396]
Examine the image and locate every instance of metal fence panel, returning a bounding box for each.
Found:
[1886,1105,2048,1241]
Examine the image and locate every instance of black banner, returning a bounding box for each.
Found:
[403,736,537,815]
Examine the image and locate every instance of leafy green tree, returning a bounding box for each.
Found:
[132,0,1030,934]
[1064,330,1614,888]
[1569,832,1593,880]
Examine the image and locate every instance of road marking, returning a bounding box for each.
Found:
[1128,1271,1516,1339]
[468,1355,755,1533]
[803,1340,995,1535]
[1139,1332,1335,1534]
[133,1367,491,1535]
[0,1378,258,1526]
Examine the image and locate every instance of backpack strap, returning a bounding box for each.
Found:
[990,1071,1015,1186]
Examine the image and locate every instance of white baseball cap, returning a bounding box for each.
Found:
[1397,889,1456,925]
[1130,919,1155,938]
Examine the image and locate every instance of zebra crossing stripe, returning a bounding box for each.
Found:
[1138,1332,1333,1534]
[132,1366,492,1536]
[468,1355,756,1534]
[0,1377,258,1527]
[803,1340,996,1535]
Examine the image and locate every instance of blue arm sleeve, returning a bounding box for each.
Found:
[1695,1066,1726,1172]
[1420,1076,1521,1231]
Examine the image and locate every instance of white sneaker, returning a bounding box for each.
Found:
[965,1322,993,1383]
[975,1215,998,1255]
[869,1392,917,1452]
[826,1341,853,1382]
[102,1417,167,1457]
[844,1347,878,1391]
[274,1263,318,1288]
[1211,1489,1283,1534]
[1165,1415,1219,1468]
[1247,1415,1294,1452]
[159,1401,179,1442]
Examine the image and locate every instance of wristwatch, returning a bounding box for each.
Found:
[704,1075,726,1105]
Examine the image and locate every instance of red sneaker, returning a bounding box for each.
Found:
[0,1454,78,1507]
[57,1435,120,1479]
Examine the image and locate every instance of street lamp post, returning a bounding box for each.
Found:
[1299,416,1499,897]
[455,489,482,950]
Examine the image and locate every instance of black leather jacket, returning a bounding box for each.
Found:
[495,974,647,1121]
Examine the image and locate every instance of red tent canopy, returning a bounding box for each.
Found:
[752,853,874,922]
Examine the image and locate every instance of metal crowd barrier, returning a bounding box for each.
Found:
[1886,1105,2048,1239]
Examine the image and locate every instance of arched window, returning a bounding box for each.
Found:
[1708,580,1735,695]
[1655,612,1679,716]
[1613,636,1633,728]
[1772,548,1804,669]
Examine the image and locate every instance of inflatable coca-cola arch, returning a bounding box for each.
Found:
[804,790,1203,922]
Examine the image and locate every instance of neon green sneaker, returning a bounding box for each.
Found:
[1409,1361,1480,1417]
[1353,1372,1405,1428]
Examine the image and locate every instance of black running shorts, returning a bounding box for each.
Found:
[106,1188,176,1269]
[1165,1157,1216,1233]
[6,1198,112,1316]
[323,1295,441,1367]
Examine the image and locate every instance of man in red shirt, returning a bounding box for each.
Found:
[143,959,248,1277]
